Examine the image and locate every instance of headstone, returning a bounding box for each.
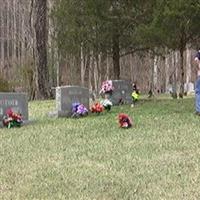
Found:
[184,82,194,93]
[49,86,89,117]
[166,84,173,93]
[109,80,132,105]
[0,92,28,121]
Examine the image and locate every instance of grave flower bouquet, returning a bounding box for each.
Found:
[91,102,104,114]
[101,99,112,111]
[118,113,132,128]
[100,80,114,94]
[3,108,23,128]
[71,102,88,118]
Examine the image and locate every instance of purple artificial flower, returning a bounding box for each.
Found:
[72,102,80,113]
[77,104,88,115]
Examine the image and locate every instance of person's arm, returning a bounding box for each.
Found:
[197,69,200,77]
[194,52,200,70]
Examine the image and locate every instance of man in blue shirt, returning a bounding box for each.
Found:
[195,49,200,115]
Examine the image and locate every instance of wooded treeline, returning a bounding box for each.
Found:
[0,0,199,99]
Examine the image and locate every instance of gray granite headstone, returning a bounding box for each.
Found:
[0,92,28,121]
[49,86,89,117]
[108,80,132,105]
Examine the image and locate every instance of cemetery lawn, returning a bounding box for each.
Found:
[1,96,200,200]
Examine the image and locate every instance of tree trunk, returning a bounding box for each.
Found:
[165,53,169,93]
[130,54,134,82]
[21,1,25,66]
[18,0,22,64]
[80,44,86,86]
[94,55,98,95]
[171,51,178,99]
[56,51,61,86]
[88,52,93,91]
[0,3,5,67]
[153,54,158,93]
[179,48,184,98]
[149,54,158,97]
[112,32,120,80]
[94,53,101,95]
[106,52,110,80]
[34,0,49,99]
[12,0,16,62]
[28,0,36,100]
[6,0,9,60]
[186,44,191,94]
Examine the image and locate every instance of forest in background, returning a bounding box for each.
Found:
[0,0,199,99]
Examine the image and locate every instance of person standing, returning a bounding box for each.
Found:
[194,49,200,115]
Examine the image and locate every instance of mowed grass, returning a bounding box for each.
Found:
[1,97,200,200]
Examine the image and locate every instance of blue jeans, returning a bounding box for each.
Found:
[195,77,200,112]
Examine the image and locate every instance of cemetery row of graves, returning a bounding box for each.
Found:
[0,80,137,129]
[1,80,200,199]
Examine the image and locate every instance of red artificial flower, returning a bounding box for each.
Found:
[118,113,132,128]
[6,108,22,121]
[3,108,23,128]
[91,103,104,113]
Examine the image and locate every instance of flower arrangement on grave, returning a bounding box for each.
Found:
[91,102,104,114]
[131,91,139,104]
[3,108,23,128]
[71,102,88,118]
[118,113,132,128]
[101,99,113,111]
[100,80,114,95]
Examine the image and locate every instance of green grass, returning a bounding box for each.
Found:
[1,97,200,200]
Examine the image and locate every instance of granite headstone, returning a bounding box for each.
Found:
[109,80,132,105]
[0,92,28,121]
[49,86,89,117]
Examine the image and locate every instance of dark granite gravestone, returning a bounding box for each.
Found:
[0,93,28,127]
[49,86,89,117]
[109,80,132,105]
